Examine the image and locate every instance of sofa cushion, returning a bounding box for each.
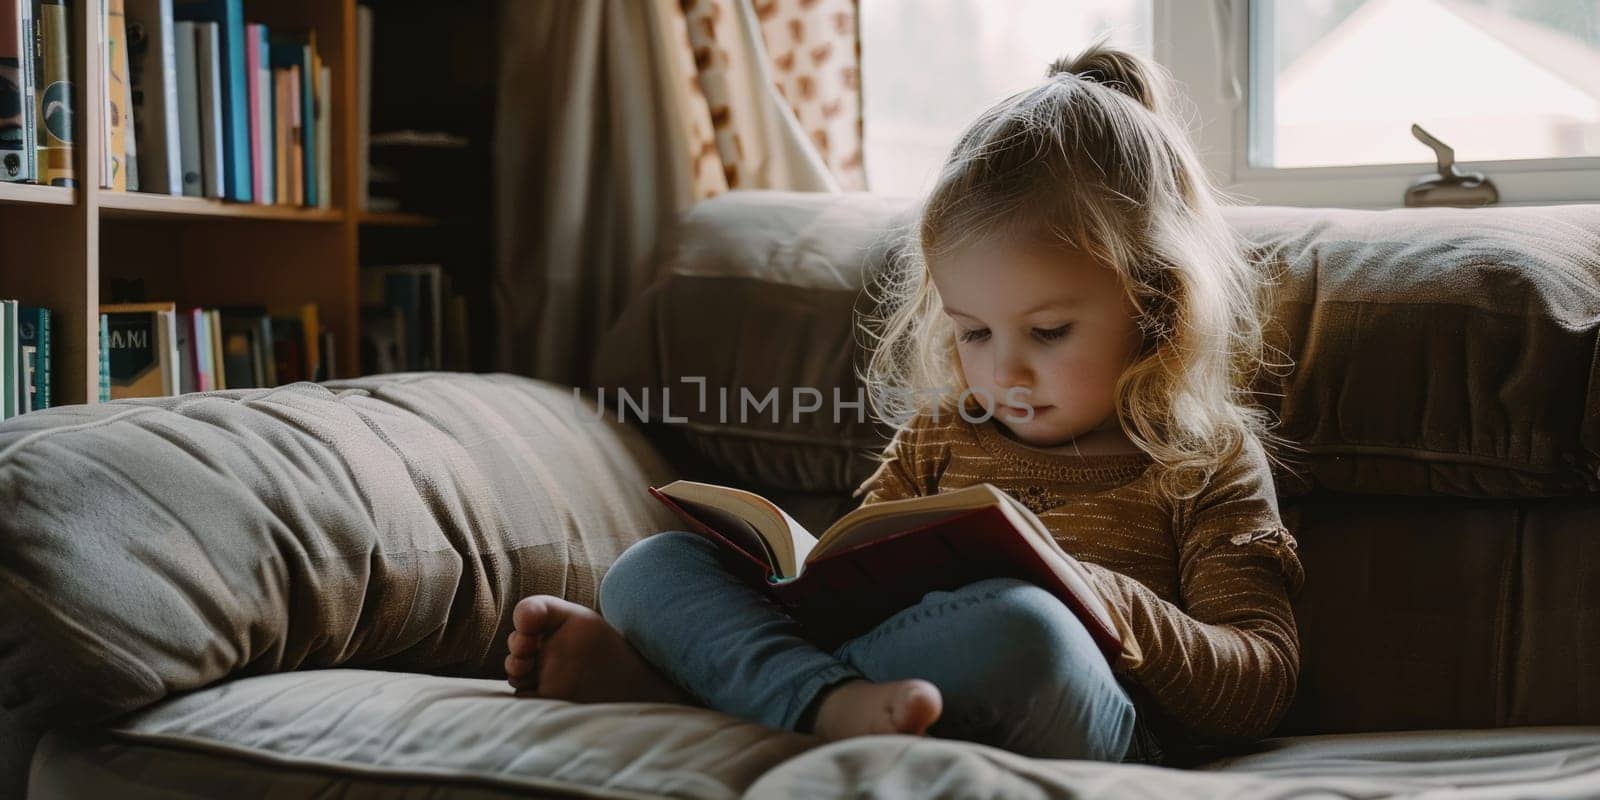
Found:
[28,670,821,800]
[595,191,1600,500]
[744,726,1600,798]
[0,374,680,728]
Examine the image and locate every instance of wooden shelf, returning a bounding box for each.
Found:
[2,0,493,404]
[357,210,440,227]
[0,182,75,206]
[99,192,344,222]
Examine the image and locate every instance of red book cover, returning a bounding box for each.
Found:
[647,486,1123,663]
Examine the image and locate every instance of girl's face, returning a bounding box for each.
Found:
[930,237,1145,450]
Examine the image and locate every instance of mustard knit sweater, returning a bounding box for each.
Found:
[852,409,1307,750]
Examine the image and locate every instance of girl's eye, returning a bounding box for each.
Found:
[1034,324,1072,342]
[958,328,990,344]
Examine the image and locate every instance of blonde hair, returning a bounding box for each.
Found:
[858,37,1295,500]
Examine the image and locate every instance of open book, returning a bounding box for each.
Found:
[647,481,1128,664]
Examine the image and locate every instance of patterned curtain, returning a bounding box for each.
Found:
[494,0,863,386]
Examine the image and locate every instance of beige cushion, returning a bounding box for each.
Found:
[745,726,1600,797]
[595,191,1600,499]
[0,374,680,728]
[29,670,821,800]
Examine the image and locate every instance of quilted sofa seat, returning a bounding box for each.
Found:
[3,190,1600,798]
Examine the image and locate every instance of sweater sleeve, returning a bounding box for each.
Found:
[850,410,948,506]
[1084,436,1307,746]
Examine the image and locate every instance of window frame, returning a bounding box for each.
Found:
[1155,0,1600,208]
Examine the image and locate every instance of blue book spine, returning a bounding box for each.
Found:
[174,0,251,202]
[99,314,111,403]
[19,306,50,410]
[301,45,315,207]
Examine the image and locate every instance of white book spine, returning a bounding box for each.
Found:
[195,20,222,198]
[19,0,37,181]
[172,20,201,196]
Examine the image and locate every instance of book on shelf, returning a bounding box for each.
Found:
[648,480,1130,661]
[172,18,202,195]
[1,300,16,418]
[98,314,110,402]
[217,306,272,389]
[102,0,131,189]
[193,19,223,198]
[127,0,182,194]
[18,305,50,411]
[361,264,452,372]
[94,302,325,397]
[102,302,178,399]
[2,0,37,182]
[359,305,404,375]
[0,300,50,418]
[91,1,324,206]
[36,0,73,186]
[173,0,248,202]
[245,21,271,204]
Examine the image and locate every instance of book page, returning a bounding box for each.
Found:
[657,481,818,578]
[811,483,1007,559]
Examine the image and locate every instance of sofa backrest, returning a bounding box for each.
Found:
[594,190,1600,735]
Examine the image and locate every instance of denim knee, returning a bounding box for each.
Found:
[943,578,1137,761]
[597,530,712,631]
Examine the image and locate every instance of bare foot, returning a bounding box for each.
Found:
[812,678,943,741]
[505,594,696,705]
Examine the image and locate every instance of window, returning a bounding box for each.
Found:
[1249,0,1600,169]
[860,0,1153,196]
[863,0,1600,206]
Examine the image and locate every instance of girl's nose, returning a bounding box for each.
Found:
[992,346,1032,392]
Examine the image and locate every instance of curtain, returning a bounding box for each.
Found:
[494,0,864,388]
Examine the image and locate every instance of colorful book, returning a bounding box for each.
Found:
[3,0,38,182]
[104,0,129,190]
[172,0,248,201]
[649,481,1129,660]
[34,0,73,187]
[126,0,181,194]
[172,19,202,196]
[102,302,178,399]
[18,305,49,410]
[269,33,311,205]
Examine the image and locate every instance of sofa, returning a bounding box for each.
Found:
[2,191,1598,798]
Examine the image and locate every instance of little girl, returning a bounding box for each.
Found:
[504,41,1306,767]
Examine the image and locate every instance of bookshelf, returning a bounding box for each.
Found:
[0,0,491,406]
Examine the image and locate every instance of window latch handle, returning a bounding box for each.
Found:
[1404,124,1499,207]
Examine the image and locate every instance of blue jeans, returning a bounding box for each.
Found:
[598,531,1160,763]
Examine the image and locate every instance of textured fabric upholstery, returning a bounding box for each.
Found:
[596,191,1600,500]
[0,374,679,728]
